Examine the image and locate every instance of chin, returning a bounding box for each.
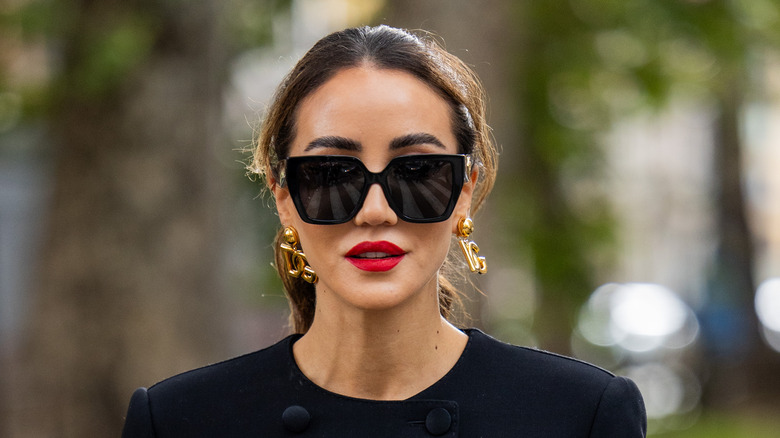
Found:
[347,279,437,312]
[315,268,440,314]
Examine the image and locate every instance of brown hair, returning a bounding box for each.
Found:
[251,25,497,333]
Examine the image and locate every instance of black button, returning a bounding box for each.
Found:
[425,407,451,436]
[282,405,310,433]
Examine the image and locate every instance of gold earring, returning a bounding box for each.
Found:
[280,226,318,284]
[457,217,487,274]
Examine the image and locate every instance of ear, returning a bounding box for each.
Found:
[272,181,296,226]
[451,167,478,234]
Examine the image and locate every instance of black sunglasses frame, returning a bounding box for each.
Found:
[279,154,471,225]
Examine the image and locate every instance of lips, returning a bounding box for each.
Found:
[345,241,406,272]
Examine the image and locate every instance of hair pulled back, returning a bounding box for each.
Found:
[251,25,497,333]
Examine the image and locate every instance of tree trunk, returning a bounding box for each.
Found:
[703,74,780,408]
[10,1,227,436]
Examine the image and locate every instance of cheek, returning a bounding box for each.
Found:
[423,223,455,263]
[292,224,340,271]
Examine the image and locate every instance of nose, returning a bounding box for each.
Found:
[353,184,398,226]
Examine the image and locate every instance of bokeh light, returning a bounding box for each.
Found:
[755,278,780,331]
[624,362,701,420]
[612,283,687,337]
[755,278,780,352]
[578,282,699,353]
[577,283,703,427]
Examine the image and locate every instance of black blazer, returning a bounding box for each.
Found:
[122,329,646,437]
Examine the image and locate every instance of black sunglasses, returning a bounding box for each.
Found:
[279,154,471,224]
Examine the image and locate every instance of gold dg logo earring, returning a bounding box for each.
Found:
[457,217,487,274]
[280,226,318,284]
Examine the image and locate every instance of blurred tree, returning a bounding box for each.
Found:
[659,0,780,409]
[3,0,230,435]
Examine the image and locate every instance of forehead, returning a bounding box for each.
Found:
[291,67,457,155]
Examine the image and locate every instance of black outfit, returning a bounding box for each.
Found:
[122,329,646,437]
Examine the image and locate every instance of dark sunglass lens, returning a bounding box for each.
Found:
[386,158,454,220]
[296,160,364,222]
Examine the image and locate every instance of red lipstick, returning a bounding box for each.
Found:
[345,241,405,272]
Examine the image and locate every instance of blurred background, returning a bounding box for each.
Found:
[1,0,779,436]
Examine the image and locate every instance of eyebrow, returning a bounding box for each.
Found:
[390,133,446,150]
[304,136,361,152]
[303,132,446,152]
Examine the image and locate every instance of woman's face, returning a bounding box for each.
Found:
[274,66,474,315]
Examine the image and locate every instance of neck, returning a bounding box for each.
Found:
[292,295,467,400]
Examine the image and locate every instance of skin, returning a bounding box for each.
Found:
[273,65,476,400]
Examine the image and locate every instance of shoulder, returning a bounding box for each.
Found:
[442,329,647,436]
[122,335,300,437]
[464,329,617,388]
[147,334,296,398]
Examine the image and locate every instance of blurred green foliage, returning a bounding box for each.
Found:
[225,0,292,49]
[66,13,157,99]
[494,0,780,350]
[0,0,293,121]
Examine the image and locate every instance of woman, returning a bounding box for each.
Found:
[122,25,646,437]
